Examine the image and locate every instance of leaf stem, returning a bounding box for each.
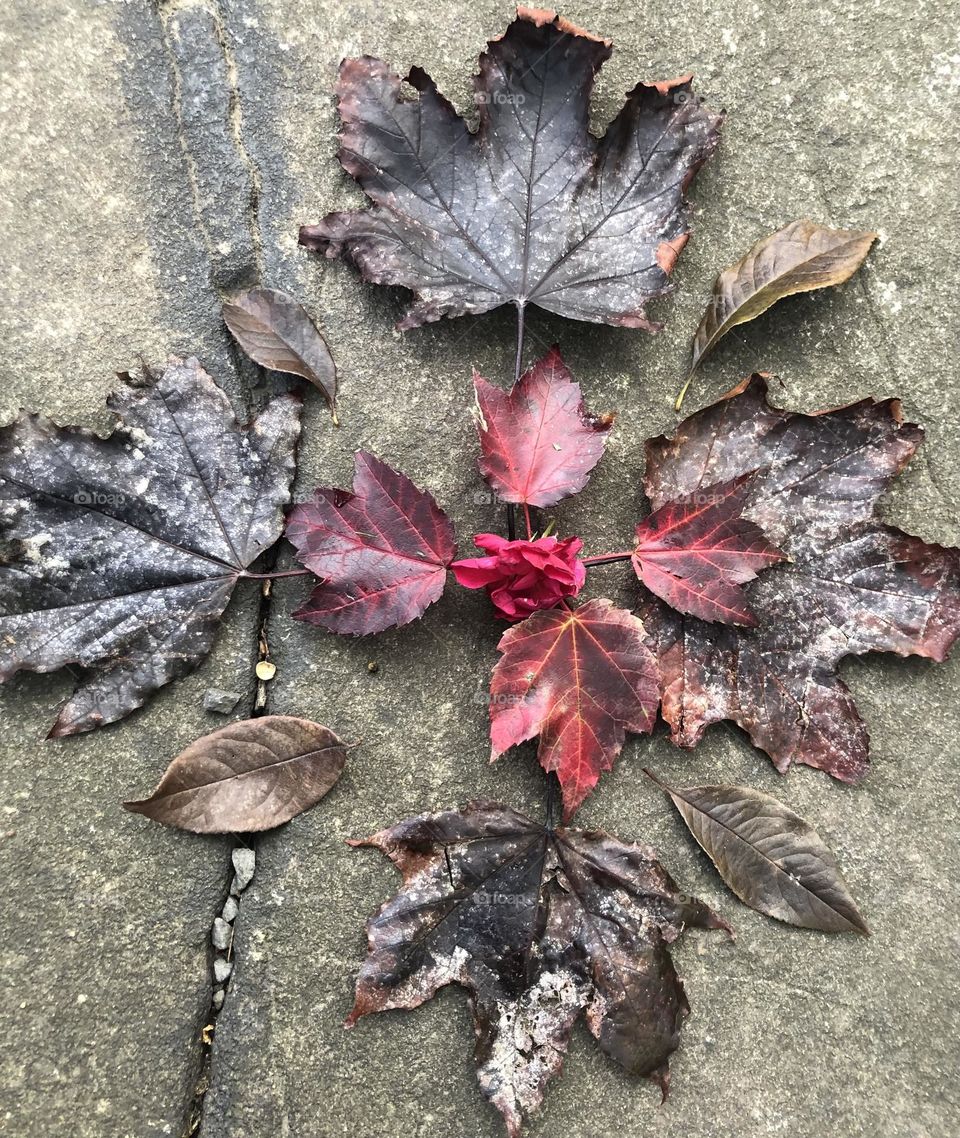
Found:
[523,503,534,540]
[239,568,310,580]
[505,303,528,543]
[581,552,634,567]
[674,369,695,412]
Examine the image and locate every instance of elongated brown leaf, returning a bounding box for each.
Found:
[223,287,338,417]
[646,770,868,934]
[124,716,346,833]
[677,220,876,408]
[348,800,730,1136]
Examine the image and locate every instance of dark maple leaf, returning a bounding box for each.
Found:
[124,716,346,833]
[641,375,960,782]
[474,347,613,507]
[489,599,658,818]
[645,770,868,934]
[222,287,338,418]
[632,473,783,625]
[287,451,456,635]
[300,8,722,331]
[0,358,301,737]
[348,800,730,1136]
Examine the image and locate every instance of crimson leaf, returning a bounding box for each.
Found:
[474,347,613,507]
[287,451,456,635]
[299,8,722,331]
[489,599,658,818]
[348,800,730,1136]
[632,473,783,625]
[0,358,301,736]
[641,375,960,781]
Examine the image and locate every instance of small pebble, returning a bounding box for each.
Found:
[367,660,379,674]
[212,917,232,951]
[213,958,233,984]
[212,988,225,1012]
[203,688,242,715]
[231,847,255,894]
[221,896,239,923]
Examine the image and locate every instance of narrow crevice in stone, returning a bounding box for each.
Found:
[151,3,277,1134]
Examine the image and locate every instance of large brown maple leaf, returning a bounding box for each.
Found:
[642,374,960,781]
[348,800,729,1136]
[300,8,722,331]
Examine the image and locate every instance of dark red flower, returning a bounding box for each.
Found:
[451,534,586,621]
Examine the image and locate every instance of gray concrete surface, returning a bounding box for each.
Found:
[1,1,958,1137]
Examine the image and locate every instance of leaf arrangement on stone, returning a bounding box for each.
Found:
[0,358,301,736]
[299,6,722,332]
[347,800,730,1137]
[4,9,959,1136]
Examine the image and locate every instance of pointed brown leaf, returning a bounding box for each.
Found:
[287,451,456,635]
[632,473,783,625]
[222,287,337,415]
[348,800,730,1136]
[124,716,346,833]
[473,347,613,507]
[0,358,301,736]
[489,599,658,818]
[647,771,868,934]
[300,9,721,331]
[642,375,960,781]
[679,220,876,404]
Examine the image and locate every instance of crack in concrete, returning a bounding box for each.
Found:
[151,3,277,1134]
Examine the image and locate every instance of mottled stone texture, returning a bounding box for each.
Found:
[1,0,958,1136]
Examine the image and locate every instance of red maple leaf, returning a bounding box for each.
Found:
[287,451,455,634]
[632,474,784,625]
[474,347,613,507]
[489,599,658,818]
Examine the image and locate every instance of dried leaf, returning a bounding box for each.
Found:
[222,287,338,416]
[287,451,456,634]
[300,9,721,331]
[124,716,346,833]
[678,220,876,408]
[632,473,783,625]
[348,800,730,1136]
[0,359,301,736]
[642,375,960,781]
[646,770,868,934]
[490,599,658,818]
[474,347,613,507]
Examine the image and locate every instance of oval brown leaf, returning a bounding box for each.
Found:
[124,716,346,833]
[223,287,338,418]
[677,220,876,408]
[645,770,868,934]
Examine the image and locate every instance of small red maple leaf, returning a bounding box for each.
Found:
[287,451,456,635]
[489,599,658,818]
[632,473,784,625]
[473,347,613,507]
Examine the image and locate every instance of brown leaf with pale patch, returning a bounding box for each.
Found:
[643,374,960,782]
[348,800,730,1136]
